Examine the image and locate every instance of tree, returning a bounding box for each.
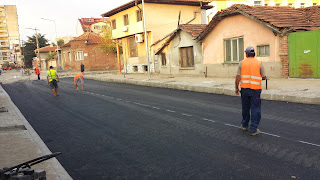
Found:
[57,39,65,46]
[24,33,49,67]
[100,26,122,54]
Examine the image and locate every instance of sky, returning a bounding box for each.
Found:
[2,0,132,44]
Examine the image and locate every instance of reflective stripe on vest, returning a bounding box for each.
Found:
[240,58,262,90]
[48,69,57,82]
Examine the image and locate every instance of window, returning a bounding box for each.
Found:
[136,10,142,22]
[254,1,261,6]
[63,53,66,62]
[102,25,107,29]
[224,37,244,62]
[265,4,268,6]
[88,19,92,22]
[179,46,194,67]
[257,45,270,56]
[68,52,72,62]
[112,20,116,30]
[123,14,129,26]
[288,3,293,7]
[161,53,166,66]
[128,36,138,57]
[300,3,305,8]
[313,3,317,6]
[74,51,84,61]
[276,3,280,7]
[84,27,90,32]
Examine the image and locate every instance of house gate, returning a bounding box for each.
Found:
[289,30,320,78]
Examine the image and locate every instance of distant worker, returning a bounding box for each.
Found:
[74,72,84,91]
[235,46,266,136]
[47,66,60,97]
[80,63,84,72]
[34,67,41,80]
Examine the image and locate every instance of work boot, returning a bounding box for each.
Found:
[250,129,260,136]
[240,125,248,131]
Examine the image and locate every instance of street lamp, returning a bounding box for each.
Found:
[142,0,151,79]
[41,18,61,71]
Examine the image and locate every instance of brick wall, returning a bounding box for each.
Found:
[61,40,118,72]
[279,34,289,78]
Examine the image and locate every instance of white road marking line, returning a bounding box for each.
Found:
[299,141,320,147]
[126,101,131,103]
[152,107,160,109]
[117,99,122,101]
[202,118,216,123]
[224,123,239,128]
[181,113,192,117]
[260,132,280,137]
[166,110,175,113]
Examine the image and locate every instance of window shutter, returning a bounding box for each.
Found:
[225,40,231,62]
[239,38,244,61]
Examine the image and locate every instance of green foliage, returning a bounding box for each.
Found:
[47,52,57,61]
[99,26,122,54]
[24,33,49,67]
[57,39,65,46]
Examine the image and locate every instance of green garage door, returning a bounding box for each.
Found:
[289,30,320,78]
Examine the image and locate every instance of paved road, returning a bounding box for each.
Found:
[3,78,320,179]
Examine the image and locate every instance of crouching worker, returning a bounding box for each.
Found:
[74,72,84,91]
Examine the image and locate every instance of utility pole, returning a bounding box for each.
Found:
[26,28,40,68]
[142,0,151,79]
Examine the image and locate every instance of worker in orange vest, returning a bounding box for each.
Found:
[35,67,41,80]
[235,46,266,136]
[74,72,84,91]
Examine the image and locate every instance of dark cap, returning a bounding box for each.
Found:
[245,46,255,53]
[49,66,53,69]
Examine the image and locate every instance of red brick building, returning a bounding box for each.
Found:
[61,32,117,71]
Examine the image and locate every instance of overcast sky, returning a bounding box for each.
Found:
[2,0,132,44]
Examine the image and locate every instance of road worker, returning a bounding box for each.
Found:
[74,72,84,91]
[34,67,41,80]
[47,66,60,96]
[235,46,266,136]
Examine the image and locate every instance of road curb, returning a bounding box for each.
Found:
[0,85,73,180]
[85,76,320,105]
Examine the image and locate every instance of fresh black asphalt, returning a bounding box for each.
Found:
[3,78,320,179]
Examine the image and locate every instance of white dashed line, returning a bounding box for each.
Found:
[260,132,280,137]
[126,101,131,103]
[152,107,160,109]
[299,141,320,147]
[181,113,192,117]
[224,123,239,128]
[166,110,175,113]
[202,118,216,123]
[117,99,122,101]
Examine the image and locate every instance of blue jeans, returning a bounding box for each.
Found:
[240,88,262,132]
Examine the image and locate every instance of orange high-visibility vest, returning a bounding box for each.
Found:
[240,57,262,90]
[74,73,83,83]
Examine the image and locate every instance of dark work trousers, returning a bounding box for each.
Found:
[37,74,40,80]
[240,88,262,132]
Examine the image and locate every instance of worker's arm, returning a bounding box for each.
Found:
[235,75,240,95]
[235,62,241,95]
[57,74,59,82]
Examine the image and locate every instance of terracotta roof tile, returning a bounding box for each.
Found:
[180,24,207,38]
[37,45,59,53]
[198,5,320,40]
[61,32,103,48]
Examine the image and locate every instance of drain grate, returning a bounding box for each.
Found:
[0,107,8,113]
[0,125,27,131]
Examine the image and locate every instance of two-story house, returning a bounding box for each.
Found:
[207,0,320,22]
[101,0,212,73]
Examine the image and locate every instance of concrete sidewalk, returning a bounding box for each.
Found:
[60,71,320,105]
[0,70,72,180]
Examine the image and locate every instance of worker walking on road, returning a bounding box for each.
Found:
[34,67,41,80]
[74,72,84,91]
[235,46,266,136]
[47,66,60,96]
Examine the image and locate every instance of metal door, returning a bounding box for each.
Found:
[289,30,319,78]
